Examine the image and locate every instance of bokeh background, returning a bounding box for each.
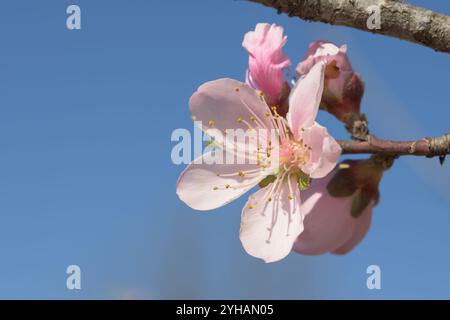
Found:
[0,0,449,299]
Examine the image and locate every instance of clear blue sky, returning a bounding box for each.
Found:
[0,0,449,299]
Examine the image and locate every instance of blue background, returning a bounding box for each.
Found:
[0,0,449,299]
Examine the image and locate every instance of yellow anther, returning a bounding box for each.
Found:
[208,120,215,127]
[267,197,272,202]
[225,184,230,189]
[191,116,197,121]
[259,91,264,97]
[235,87,240,92]
[213,186,219,191]
[238,171,245,177]
[339,163,350,169]
[237,117,243,123]
[250,116,256,122]
[265,111,271,117]
[248,205,254,209]
[288,195,293,200]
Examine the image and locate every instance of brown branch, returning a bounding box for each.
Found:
[248,0,450,53]
[338,134,450,158]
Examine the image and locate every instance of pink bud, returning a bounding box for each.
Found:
[243,23,291,108]
[297,41,364,126]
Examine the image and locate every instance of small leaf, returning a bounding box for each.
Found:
[351,191,372,218]
[327,168,357,197]
[258,175,276,188]
[297,171,311,190]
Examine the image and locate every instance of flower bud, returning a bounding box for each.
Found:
[297,41,365,129]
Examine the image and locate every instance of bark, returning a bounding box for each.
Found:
[248,0,450,53]
[338,134,450,157]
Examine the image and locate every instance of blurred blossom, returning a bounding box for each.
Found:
[293,157,392,255]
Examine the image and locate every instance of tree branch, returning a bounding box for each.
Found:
[248,0,450,53]
[338,134,450,158]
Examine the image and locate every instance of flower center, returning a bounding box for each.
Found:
[279,139,311,171]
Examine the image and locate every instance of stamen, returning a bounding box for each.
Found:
[237,94,267,129]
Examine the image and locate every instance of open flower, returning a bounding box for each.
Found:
[297,41,364,128]
[176,61,341,262]
[243,23,291,109]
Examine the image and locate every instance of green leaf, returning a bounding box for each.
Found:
[258,174,276,188]
[297,171,311,190]
[351,191,372,218]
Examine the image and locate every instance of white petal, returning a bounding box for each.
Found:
[240,174,303,263]
[176,151,269,211]
[287,62,325,138]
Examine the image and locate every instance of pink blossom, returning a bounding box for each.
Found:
[177,61,341,263]
[243,23,291,107]
[292,170,373,255]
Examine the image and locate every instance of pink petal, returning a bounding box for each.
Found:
[240,174,303,263]
[299,122,341,179]
[176,151,267,211]
[292,174,355,255]
[297,41,354,104]
[297,41,352,76]
[332,207,372,255]
[287,62,325,137]
[297,41,337,74]
[189,78,275,134]
[242,23,291,105]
